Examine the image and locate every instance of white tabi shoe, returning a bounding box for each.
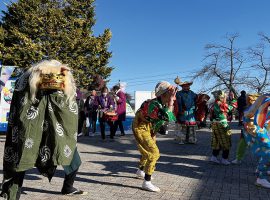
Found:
[210,156,220,164]
[77,132,83,137]
[142,181,160,192]
[136,169,145,179]
[255,178,270,188]
[221,158,231,165]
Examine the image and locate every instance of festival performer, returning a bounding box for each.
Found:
[242,94,270,188]
[232,94,259,165]
[209,90,236,165]
[195,94,210,128]
[175,81,197,144]
[227,91,237,122]
[0,60,86,199]
[133,81,176,192]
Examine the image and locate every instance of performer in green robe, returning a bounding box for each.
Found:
[0,60,86,199]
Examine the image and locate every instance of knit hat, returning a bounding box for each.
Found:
[211,90,225,100]
[155,81,172,97]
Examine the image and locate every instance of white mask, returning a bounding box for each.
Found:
[102,93,107,96]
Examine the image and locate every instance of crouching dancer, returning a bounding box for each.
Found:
[0,60,87,199]
[133,81,176,192]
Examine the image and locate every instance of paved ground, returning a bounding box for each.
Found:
[0,122,269,200]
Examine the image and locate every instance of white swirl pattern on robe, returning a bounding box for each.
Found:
[39,146,51,163]
[56,122,64,136]
[48,102,54,112]
[4,147,15,162]
[12,126,19,143]
[59,100,65,108]
[20,96,28,106]
[26,106,39,120]
[33,98,39,104]
[41,120,49,132]
[69,100,78,115]
[25,138,34,149]
[4,147,18,163]
[64,145,72,158]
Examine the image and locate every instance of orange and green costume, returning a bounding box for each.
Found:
[133,98,175,175]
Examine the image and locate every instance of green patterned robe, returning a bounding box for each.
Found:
[2,71,79,181]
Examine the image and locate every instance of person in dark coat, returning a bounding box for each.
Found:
[84,90,98,136]
[237,90,247,126]
[95,87,115,140]
[76,89,86,137]
[112,85,127,136]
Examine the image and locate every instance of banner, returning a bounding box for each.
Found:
[0,65,16,92]
[0,78,16,132]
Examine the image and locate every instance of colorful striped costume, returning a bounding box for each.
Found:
[243,94,270,179]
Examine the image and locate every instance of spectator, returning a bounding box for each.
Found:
[84,90,98,136]
[77,88,86,137]
[112,85,126,136]
[95,87,115,140]
[237,90,247,126]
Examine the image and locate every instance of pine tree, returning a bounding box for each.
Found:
[0,0,113,88]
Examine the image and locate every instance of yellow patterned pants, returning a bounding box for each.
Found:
[211,122,232,150]
[132,112,160,175]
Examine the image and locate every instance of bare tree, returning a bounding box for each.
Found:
[246,40,270,94]
[245,33,270,94]
[194,33,244,97]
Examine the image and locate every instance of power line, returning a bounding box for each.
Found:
[109,69,196,82]
[109,66,259,83]
[118,75,193,85]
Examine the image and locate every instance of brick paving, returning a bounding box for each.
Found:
[0,122,268,200]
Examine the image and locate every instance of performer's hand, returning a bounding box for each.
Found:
[169,86,177,106]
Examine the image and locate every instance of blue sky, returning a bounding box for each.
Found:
[1,0,270,95]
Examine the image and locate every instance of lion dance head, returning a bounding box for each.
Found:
[18,60,76,104]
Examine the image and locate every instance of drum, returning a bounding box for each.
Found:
[103,111,118,121]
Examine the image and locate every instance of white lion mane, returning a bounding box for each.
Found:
[28,60,76,104]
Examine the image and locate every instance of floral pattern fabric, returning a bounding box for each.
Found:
[139,98,176,133]
[243,94,270,179]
